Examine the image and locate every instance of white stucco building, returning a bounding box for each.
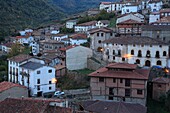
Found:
[74,21,97,33]
[121,5,139,14]
[20,61,56,97]
[66,20,77,29]
[7,54,56,97]
[51,34,68,41]
[69,33,88,45]
[148,0,163,12]
[149,12,160,24]
[102,36,169,67]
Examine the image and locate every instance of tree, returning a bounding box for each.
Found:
[8,43,24,57]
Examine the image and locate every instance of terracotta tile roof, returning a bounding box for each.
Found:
[0,81,27,93]
[89,63,149,80]
[152,77,170,83]
[2,42,14,48]
[77,21,97,26]
[59,45,78,51]
[160,8,170,13]
[106,63,137,69]
[142,25,170,31]
[80,100,147,113]
[117,19,144,24]
[52,33,66,37]
[7,54,32,63]
[0,98,72,113]
[40,39,64,44]
[103,36,168,45]
[70,33,87,39]
[89,27,113,34]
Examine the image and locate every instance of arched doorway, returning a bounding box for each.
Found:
[145,60,151,67]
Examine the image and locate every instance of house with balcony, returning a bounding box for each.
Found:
[102,36,169,67]
[19,61,56,97]
[88,27,114,52]
[88,63,150,106]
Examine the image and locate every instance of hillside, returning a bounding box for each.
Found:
[52,0,113,14]
[0,0,65,40]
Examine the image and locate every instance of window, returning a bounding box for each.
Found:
[155,51,160,58]
[158,84,161,88]
[146,50,151,58]
[113,78,116,83]
[109,88,114,95]
[120,79,123,83]
[49,87,52,90]
[125,89,130,97]
[99,77,104,82]
[49,81,51,84]
[136,59,140,64]
[37,79,40,84]
[98,40,101,43]
[159,45,162,48]
[138,50,142,57]
[157,60,162,65]
[37,86,40,90]
[122,57,125,61]
[137,89,143,95]
[125,79,130,87]
[163,51,167,56]
[118,50,121,56]
[131,50,134,55]
[126,9,129,12]
[113,50,115,55]
[97,33,99,36]
[37,71,40,74]
[101,33,104,37]
[113,56,115,60]
[48,69,52,73]
[110,33,113,36]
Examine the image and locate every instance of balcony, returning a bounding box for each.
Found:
[20,72,29,77]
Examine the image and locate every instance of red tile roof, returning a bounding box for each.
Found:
[100,2,112,5]
[117,19,144,24]
[80,100,147,113]
[7,54,32,63]
[0,98,72,113]
[106,63,137,69]
[153,16,170,24]
[0,81,27,93]
[89,63,149,80]
[152,77,170,84]
[89,27,113,34]
[160,8,170,13]
[103,36,168,45]
[59,45,78,51]
[70,33,87,39]
[77,21,97,26]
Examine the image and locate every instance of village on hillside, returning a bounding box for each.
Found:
[0,0,170,113]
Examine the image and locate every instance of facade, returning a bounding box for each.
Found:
[74,21,97,33]
[51,34,68,41]
[69,33,87,45]
[103,36,169,67]
[39,39,65,53]
[149,12,160,23]
[88,27,113,52]
[99,2,124,12]
[66,20,77,29]
[117,19,145,36]
[160,8,170,18]
[60,45,93,70]
[152,77,170,101]
[96,20,110,28]
[141,25,170,43]
[19,61,56,96]
[152,16,170,25]
[7,54,32,83]
[1,42,14,53]
[88,63,149,106]
[121,5,139,14]
[148,0,163,12]
[0,81,28,101]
